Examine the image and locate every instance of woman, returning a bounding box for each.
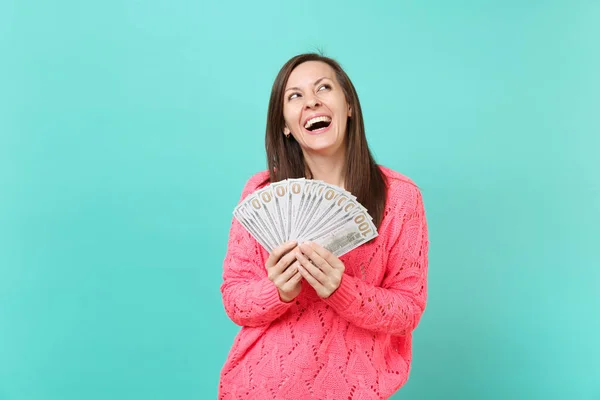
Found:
[219,53,429,399]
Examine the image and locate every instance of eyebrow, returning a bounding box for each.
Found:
[285,77,330,93]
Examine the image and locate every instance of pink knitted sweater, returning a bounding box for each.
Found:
[219,166,429,399]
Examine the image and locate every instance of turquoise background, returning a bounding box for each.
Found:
[1,0,599,399]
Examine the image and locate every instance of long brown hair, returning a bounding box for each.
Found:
[264,53,387,229]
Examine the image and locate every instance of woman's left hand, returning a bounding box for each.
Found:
[296,242,345,298]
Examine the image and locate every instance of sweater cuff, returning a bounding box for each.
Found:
[323,273,359,310]
[256,277,295,312]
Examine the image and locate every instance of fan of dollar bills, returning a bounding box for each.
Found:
[233,179,378,257]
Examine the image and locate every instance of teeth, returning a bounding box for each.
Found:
[304,116,332,129]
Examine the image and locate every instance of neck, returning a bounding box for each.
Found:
[302,149,346,189]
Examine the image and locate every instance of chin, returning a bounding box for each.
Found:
[303,137,343,155]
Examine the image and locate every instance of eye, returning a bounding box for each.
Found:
[288,92,301,101]
[318,84,331,91]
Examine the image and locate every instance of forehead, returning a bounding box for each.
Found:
[285,61,336,88]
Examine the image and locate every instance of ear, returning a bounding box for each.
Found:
[283,126,291,135]
[347,105,352,118]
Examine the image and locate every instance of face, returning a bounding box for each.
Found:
[283,61,352,156]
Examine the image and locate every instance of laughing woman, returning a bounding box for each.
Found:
[219,53,429,399]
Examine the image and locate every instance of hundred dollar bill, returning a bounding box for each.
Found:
[304,195,363,240]
[245,190,283,245]
[271,180,289,242]
[312,210,378,257]
[235,202,277,251]
[297,184,346,240]
[295,181,327,241]
[286,178,305,241]
[233,207,274,253]
[258,185,288,244]
[290,179,316,241]
[232,178,378,255]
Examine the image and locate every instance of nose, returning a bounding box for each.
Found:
[303,93,321,109]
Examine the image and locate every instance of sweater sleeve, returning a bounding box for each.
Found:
[220,175,293,327]
[323,184,429,336]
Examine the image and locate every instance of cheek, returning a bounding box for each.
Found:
[333,96,349,117]
[283,106,299,127]
[337,120,348,138]
[335,113,349,138]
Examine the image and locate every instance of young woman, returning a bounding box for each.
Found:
[219,53,429,399]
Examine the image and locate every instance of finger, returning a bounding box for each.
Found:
[297,263,323,290]
[290,269,303,283]
[266,241,297,268]
[299,243,332,273]
[305,241,344,270]
[281,270,302,292]
[272,248,300,274]
[296,252,327,284]
[275,261,299,286]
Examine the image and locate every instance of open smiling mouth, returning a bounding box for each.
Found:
[304,116,332,133]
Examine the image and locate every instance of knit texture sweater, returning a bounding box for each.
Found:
[219,166,429,399]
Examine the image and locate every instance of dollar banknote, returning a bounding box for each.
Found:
[234,179,378,257]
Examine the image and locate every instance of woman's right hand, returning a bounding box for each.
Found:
[266,241,302,303]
